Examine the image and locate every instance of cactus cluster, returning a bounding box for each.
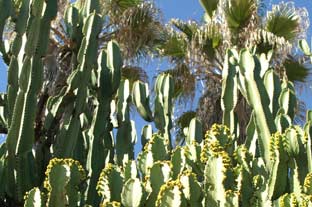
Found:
[0,0,312,206]
[19,47,312,206]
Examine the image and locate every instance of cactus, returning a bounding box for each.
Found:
[221,50,238,134]
[1,0,312,205]
[132,80,153,122]
[154,74,174,149]
[23,158,85,207]
[238,49,277,166]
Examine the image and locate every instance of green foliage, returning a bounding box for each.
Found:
[0,0,312,206]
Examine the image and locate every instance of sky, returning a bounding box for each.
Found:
[0,0,312,151]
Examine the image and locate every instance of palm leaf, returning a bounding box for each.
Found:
[192,23,222,61]
[157,31,187,60]
[115,2,165,59]
[224,0,257,30]
[284,55,311,83]
[99,0,142,15]
[265,2,300,42]
[115,0,142,10]
[199,0,219,18]
[171,19,198,41]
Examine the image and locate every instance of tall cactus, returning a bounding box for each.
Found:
[5,0,57,201]
[85,41,122,205]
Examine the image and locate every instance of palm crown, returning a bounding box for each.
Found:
[156,0,311,141]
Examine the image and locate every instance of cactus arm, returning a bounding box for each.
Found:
[121,178,146,207]
[144,133,170,162]
[23,187,44,207]
[238,49,276,166]
[64,6,81,44]
[0,0,13,64]
[155,180,187,207]
[7,57,19,126]
[137,149,154,177]
[55,13,102,158]
[0,93,7,131]
[286,127,310,184]
[203,155,229,207]
[85,43,122,205]
[123,160,138,181]
[43,159,85,207]
[117,79,131,123]
[132,81,153,122]
[154,74,174,149]
[97,164,124,203]
[263,69,282,118]
[171,147,187,179]
[221,50,238,134]
[104,41,122,98]
[46,164,70,207]
[186,118,203,145]
[146,161,172,206]
[275,113,291,133]
[304,120,312,172]
[245,112,259,156]
[278,81,296,120]
[116,120,136,165]
[5,0,57,200]
[116,79,137,165]
[141,124,153,149]
[179,170,203,206]
[267,133,289,200]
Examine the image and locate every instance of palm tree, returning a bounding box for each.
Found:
[0,0,166,205]
[156,0,311,142]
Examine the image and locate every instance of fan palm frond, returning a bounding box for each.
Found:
[170,19,198,41]
[284,55,311,83]
[157,30,187,61]
[265,2,307,42]
[115,2,165,59]
[192,23,222,61]
[199,0,219,18]
[224,0,257,30]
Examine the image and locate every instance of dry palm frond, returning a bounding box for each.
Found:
[190,23,223,63]
[114,2,165,60]
[249,29,292,69]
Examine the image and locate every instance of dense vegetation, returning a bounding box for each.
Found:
[0,0,312,206]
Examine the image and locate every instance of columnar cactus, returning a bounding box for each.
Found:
[1,0,312,206]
